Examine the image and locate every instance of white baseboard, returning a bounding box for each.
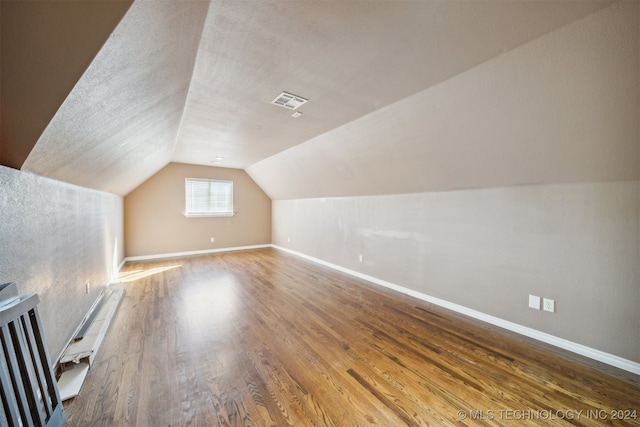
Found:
[124,244,272,263]
[272,245,640,376]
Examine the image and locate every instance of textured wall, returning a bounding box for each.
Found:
[0,166,124,361]
[124,163,271,258]
[273,181,640,362]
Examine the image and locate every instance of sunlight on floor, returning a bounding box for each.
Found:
[180,275,240,333]
[116,264,183,282]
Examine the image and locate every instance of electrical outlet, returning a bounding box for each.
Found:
[210,237,215,243]
[85,282,90,294]
[287,237,291,243]
[359,255,364,263]
[528,295,541,310]
[543,298,555,313]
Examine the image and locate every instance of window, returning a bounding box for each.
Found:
[185,178,233,217]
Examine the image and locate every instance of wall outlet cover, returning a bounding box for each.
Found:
[529,295,541,310]
[543,298,555,313]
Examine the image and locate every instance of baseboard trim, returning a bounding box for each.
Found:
[272,245,640,376]
[124,244,272,263]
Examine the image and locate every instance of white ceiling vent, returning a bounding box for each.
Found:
[271,92,308,110]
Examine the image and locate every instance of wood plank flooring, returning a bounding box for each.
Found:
[63,248,640,426]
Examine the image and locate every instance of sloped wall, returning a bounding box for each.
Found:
[253,2,640,363]
[248,1,637,198]
[0,166,124,361]
[20,0,210,196]
[0,0,132,169]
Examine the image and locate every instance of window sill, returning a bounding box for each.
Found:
[184,212,235,218]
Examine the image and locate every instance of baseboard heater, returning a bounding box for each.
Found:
[0,282,65,427]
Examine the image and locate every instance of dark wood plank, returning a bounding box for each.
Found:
[63,249,640,426]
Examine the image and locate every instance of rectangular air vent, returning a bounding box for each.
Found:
[271,92,308,110]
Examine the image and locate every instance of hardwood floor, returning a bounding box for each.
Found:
[63,248,640,426]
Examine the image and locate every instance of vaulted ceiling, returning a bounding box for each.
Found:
[1,0,619,197]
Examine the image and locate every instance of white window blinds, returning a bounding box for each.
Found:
[185,178,233,217]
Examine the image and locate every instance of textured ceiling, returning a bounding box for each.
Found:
[173,0,612,169]
[247,0,639,199]
[0,0,133,169]
[12,0,614,196]
[21,0,209,195]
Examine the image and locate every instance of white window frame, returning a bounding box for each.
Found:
[184,178,234,217]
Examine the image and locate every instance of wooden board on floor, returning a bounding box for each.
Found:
[58,362,90,401]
